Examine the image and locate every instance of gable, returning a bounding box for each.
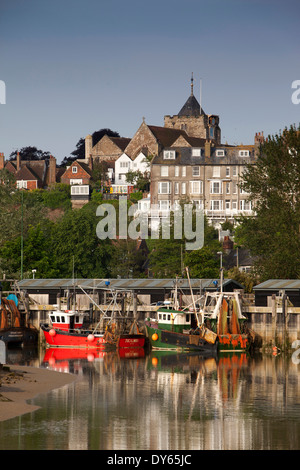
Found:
[92,135,129,157]
[170,135,192,147]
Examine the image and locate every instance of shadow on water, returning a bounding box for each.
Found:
[1,346,300,450]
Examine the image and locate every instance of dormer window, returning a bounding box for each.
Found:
[72,166,78,173]
[216,150,225,157]
[192,148,201,157]
[163,150,176,160]
[239,150,250,157]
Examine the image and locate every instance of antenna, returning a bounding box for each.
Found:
[200,77,202,115]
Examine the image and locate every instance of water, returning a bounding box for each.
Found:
[0,347,300,450]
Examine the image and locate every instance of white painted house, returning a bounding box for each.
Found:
[114,152,149,185]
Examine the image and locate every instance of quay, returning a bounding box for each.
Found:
[2,278,300,351]
[17,278,300,350]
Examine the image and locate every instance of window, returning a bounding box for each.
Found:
[158,182,171,194]
[210,181,222,194]
[239,150,250,157]
[70,179,83,185]
[210,200,223,211]
[174,182,179,194]
[192,148,201,156]
[216,149,225,157]
[163,150,176,159]
[209,127,214,139]
[232,166,237,176]
[175,166,179,177]
[182,166,186,177]
[192,166,200,177]
[71,185,89,195]
[161,166,169,177]
[72,166,78,174]
[190,181,203,194]
[193,200,204,210]
[240,200,252,211]
[225,200,231,210]
[225,182,230,194]
[159,200,171,211]
[120,161,130,168]
[232,200,237,211]
[226,167,230,177]
[232,182,237,194]
[17,180,27,189]
[182,182,186,194]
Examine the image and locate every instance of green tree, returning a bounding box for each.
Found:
[9,146,51,161]
[237,124,300,280]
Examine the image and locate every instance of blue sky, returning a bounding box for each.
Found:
[0,0,299,163]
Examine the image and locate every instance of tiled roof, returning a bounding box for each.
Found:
[148,125,188,147]
[178,94,205,117]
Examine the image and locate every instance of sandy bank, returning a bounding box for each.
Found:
[0,365,76,422]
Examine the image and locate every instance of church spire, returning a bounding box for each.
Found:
[191,72,194,96]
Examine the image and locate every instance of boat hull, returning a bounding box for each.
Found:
[145,323,218,353]
[218,333,250,352]
[41,324,107,349]
[117,334,145,349]
[0,327,38,346]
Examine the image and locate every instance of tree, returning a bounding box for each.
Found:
[9,146,51,161]
[61,128,120,166]
[236,124,300,280]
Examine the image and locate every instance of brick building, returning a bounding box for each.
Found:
[0,152,58,189]
[150,138,260,227]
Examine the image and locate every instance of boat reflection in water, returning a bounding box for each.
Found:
[43,346,145,372]
[3,346,300,450]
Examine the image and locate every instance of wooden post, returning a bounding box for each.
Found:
[133,292,137,320]
[271,293,277,347]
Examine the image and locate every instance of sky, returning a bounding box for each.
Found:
[0,0,299,163]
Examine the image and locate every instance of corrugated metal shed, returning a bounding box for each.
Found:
[254,280,300,291]
[17,278,243,293]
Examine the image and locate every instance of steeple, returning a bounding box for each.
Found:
[178,74,205,117]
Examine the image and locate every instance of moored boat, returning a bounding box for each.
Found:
[40,310,107,348]
[145,304,218,353]
[200,292,251,352]
[0,296,38,347]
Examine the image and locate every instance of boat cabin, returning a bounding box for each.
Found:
[157,307,195,333]
[48,310,87,332]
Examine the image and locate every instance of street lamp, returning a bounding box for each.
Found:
[217,251,223,293]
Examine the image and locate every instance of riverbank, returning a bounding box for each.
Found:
[0,365,76,422]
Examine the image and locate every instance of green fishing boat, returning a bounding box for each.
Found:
[145,303,218,353]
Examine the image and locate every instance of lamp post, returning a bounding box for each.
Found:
[217,251,223,293]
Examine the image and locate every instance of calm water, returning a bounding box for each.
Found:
[0,347,300,450]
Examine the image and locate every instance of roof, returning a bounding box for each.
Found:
[178,94,205,117]
[17,277,243,292]
[148,125,189,147]
[109,137,131,151]
[151,145,257,165]
[253,280,300,291]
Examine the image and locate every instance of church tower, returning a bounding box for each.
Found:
[164,74,221,144]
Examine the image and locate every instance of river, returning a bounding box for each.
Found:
[0,346,300,451]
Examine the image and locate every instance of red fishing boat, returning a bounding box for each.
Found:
[40,310,146,349]
[40,310,107,348]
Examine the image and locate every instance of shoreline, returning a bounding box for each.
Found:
[0,365,76,422]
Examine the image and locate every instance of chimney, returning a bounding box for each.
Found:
[254,131,264,146]
[48,155,56,185]
[88,154,93,170]
[0,153,4,170]
[223,235,233,253]
[205,141,211,158]
[85,134,93,161]
[17,151,21,171]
